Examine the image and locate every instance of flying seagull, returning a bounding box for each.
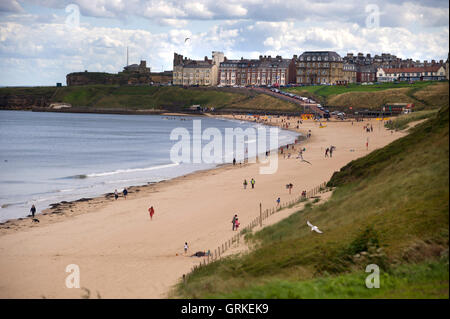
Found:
[307,220,322,233]
[184,37,190,42]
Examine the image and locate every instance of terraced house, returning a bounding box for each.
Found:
[295,51,344,85]
[377,65,446,82]
[218,55,295,87]
[343,63,357,84]
[172,51,224,86]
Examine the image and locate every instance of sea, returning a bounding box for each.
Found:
[0,110,299,222]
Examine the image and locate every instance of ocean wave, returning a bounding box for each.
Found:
[63,163,180,179]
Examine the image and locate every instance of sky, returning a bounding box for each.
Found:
[0,0,448,86]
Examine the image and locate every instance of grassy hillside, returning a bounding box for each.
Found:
[384,110,438,131]
[176,106,449,299]
[51,85,244,109]
[284,81,448,111]
[1,85,298,112]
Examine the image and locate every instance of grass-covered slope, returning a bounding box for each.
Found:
[0,85,298,112]
[285,81,448,111]
[176,106,449,299]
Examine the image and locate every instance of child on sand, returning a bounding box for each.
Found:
[123,188,128,199]
[114,189,118,200]
[184,242,189,254]
[276,197,281,207]
[243,179,248,189]
[251,178,255,189]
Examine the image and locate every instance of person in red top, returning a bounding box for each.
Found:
[148,206,155,220]
[234,218,240,231]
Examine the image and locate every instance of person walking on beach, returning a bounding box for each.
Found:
[30,204,36,218]
[184,242,189,254]
[123,188,128,199]
[114,189,119,200]
[251,178,255,189]
[276,197,281,207]
[329,146,334,158]
[234,218,240,231]
[232,214,238,230]
[288,183,293,194]
[325,148,329,157]
[148,206,155,220]
[243,179,248,189]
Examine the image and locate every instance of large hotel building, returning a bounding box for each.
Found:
[218,55,296,87]
[295,51,346,85]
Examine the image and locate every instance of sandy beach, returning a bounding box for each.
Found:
[0,115,406,298]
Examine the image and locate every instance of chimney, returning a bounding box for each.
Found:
[205,56,208,61]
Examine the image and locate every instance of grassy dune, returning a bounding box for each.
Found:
[327,88,421,109]
[384,110,438,131]
[285,81,449,111]
[176,106,449,299]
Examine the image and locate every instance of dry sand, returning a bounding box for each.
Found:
[0,115,405,298]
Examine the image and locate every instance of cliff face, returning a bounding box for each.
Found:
[0,94,50,109]
[66,72,168,86]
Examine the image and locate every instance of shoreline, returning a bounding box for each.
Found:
[0,113,405,299]
[0,114,303,235]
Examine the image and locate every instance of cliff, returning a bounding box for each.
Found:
[66,71,172,86]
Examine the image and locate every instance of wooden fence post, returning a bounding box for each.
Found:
[260,203,262,227]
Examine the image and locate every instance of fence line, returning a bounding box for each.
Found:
[183,180,329,281]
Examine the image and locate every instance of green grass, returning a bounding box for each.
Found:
[284,81,448,111]
[285,81,438,99]
[212,258,449,299]
[1,85,297,111]
[0,86,57,97]
[175,105,449,299]
[384,110,438,131]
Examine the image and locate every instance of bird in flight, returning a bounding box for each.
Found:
[185,37,190,42]
[307,220,323,233]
